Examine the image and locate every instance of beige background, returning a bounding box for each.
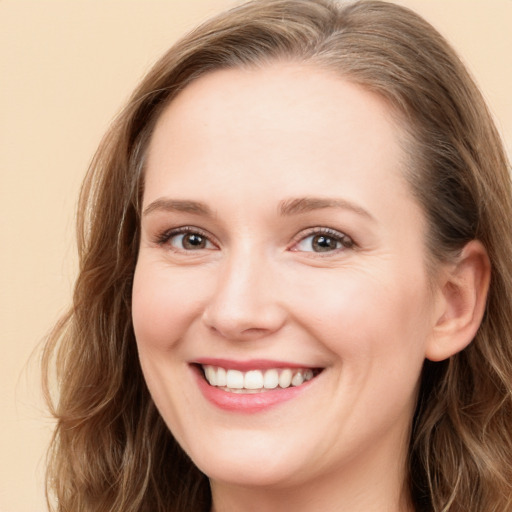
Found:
[1,1,510,511]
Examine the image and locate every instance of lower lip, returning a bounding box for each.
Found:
[193,367,316,413]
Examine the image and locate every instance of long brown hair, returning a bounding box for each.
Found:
[43,1,512,510]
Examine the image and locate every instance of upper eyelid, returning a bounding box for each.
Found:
[291,226,353,244]
[155,225,218,247]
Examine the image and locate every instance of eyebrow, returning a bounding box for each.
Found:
[142,196,374,221]
[278,196,374,220]
[143,198,213,217]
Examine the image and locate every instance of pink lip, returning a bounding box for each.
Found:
[191,364,318,413]
[194,357,314,371]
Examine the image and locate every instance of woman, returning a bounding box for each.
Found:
[42,0,512,511]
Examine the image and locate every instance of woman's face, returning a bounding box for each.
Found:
[132,64,440,493]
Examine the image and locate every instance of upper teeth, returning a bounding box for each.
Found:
[202,365,315,392]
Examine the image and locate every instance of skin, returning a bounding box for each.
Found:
[132,63,488,511]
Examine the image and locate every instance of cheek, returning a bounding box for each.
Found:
[131,262,208,350]
[293,265,432,363]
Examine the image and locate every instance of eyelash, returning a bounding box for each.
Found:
[154,226,354,255]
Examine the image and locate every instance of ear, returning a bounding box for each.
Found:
[426,240,491,362]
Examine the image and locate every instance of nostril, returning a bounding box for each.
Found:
[202,308,285,341]
[208,324,276,342]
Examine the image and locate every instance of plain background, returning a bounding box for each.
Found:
[1,1,510,511]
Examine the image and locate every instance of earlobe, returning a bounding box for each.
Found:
[425,240,491,362]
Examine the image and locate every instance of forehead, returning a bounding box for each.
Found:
[144,63,411,211]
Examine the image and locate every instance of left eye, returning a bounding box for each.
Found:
[294,231,353,253]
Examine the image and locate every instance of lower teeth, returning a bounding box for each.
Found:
[219,387,272,394]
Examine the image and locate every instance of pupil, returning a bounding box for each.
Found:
[313,235,337,252]
[183,234,205,249]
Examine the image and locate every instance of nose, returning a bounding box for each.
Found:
[201,248,286,341]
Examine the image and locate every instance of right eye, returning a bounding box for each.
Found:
[157,227,217,251]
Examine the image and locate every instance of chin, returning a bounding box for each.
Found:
[182,430,315,489]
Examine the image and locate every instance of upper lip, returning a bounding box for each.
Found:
[193,358,322,371]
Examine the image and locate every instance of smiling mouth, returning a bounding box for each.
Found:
[199,364,323,393]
